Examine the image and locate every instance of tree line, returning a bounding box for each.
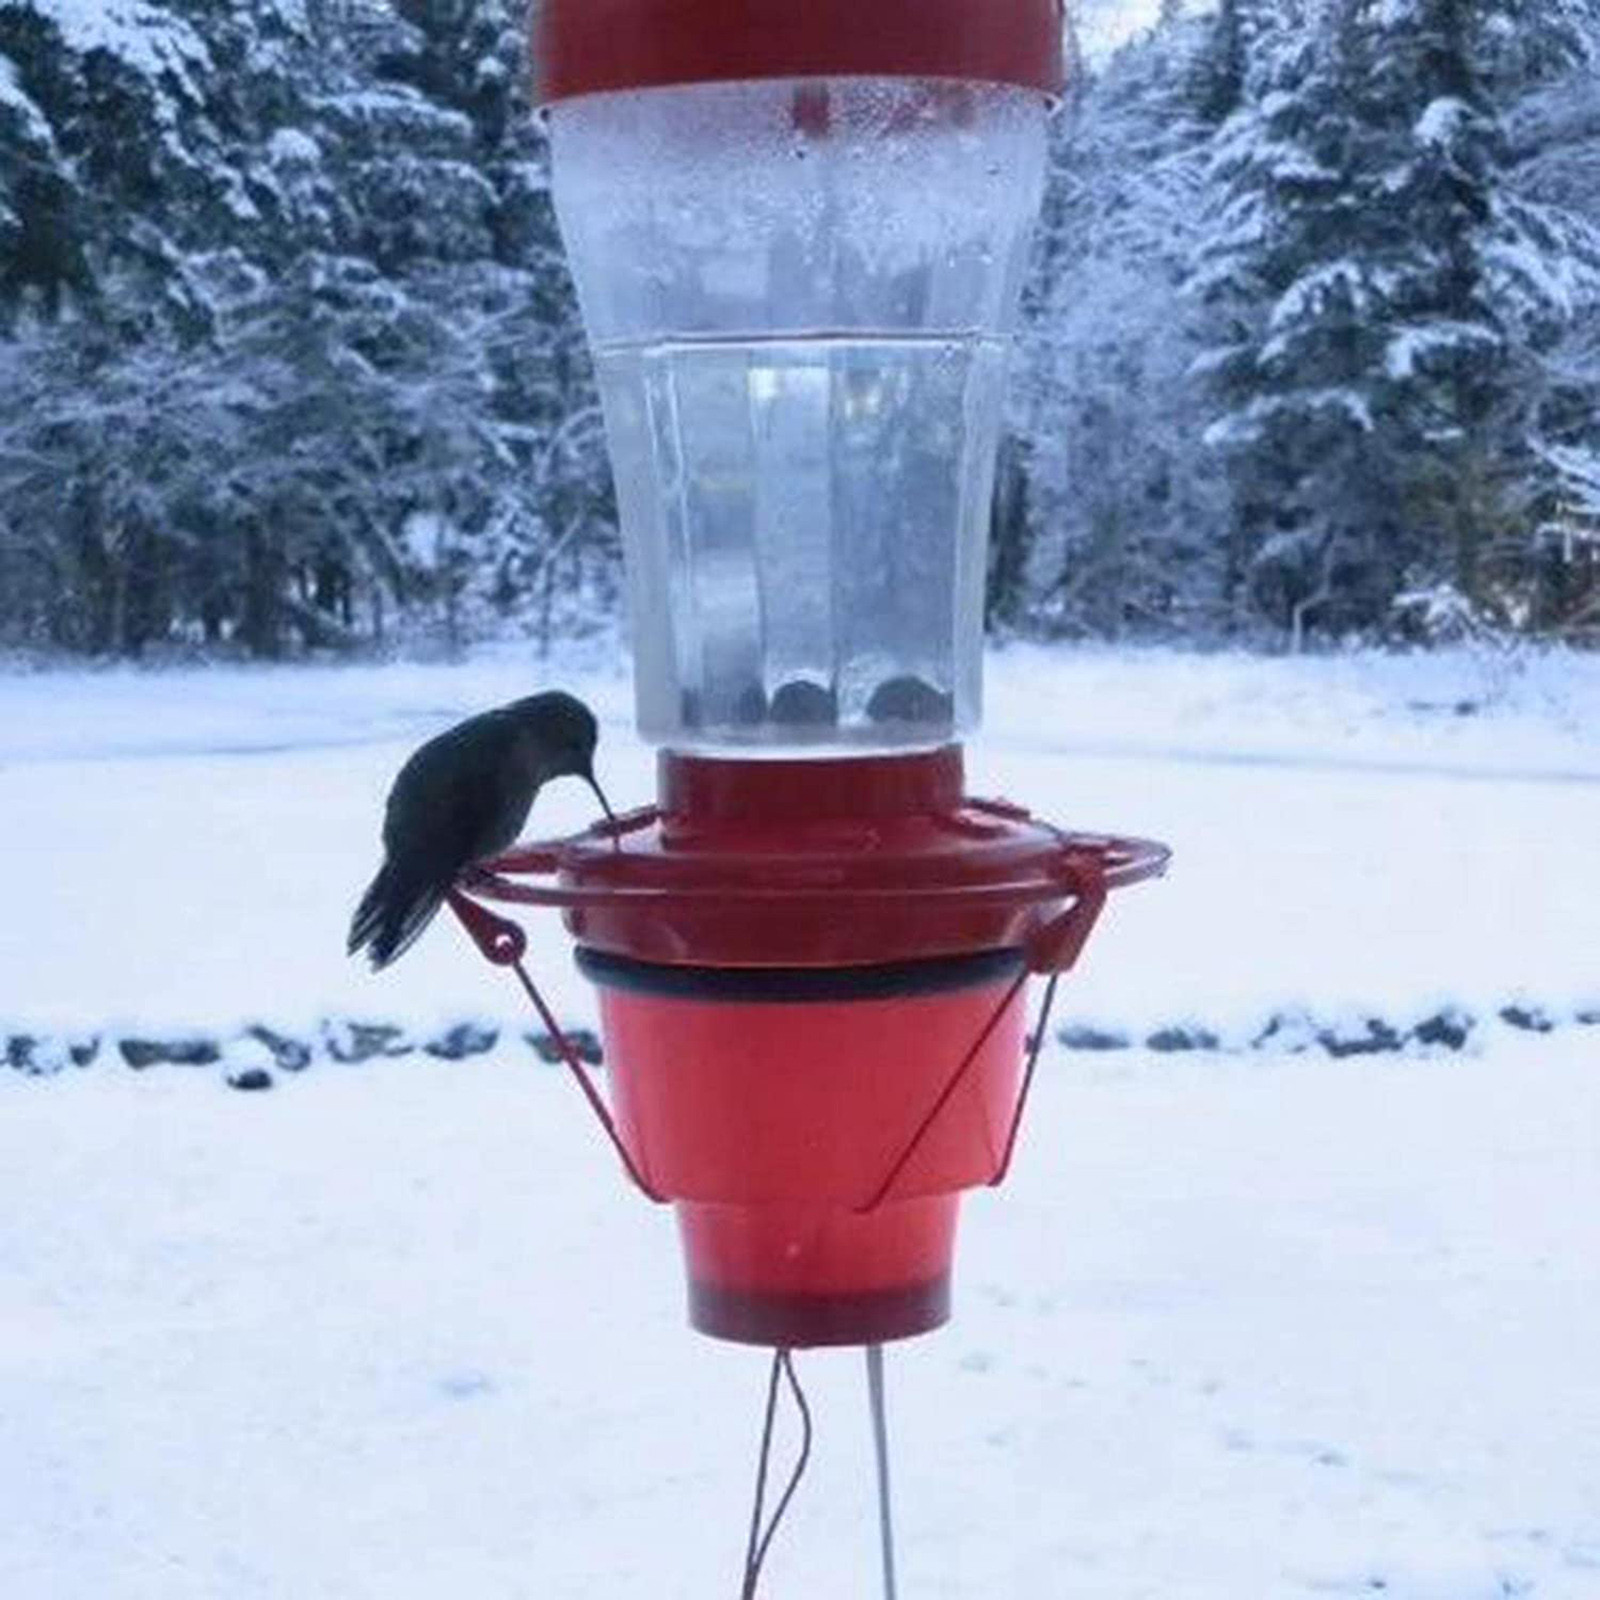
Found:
[1003,0,1600,645]
[0,0,612,659]
[2,0,1599,658]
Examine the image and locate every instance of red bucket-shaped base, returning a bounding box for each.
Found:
[681,1197,957,1346]
[578,948,1027,1348]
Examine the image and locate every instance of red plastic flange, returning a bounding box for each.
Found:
[471,748,1168,972]
[532,0,1067,104]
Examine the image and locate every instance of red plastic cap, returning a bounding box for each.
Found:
[533,0,1066,104]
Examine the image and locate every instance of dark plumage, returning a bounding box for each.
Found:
[348,691,613,972]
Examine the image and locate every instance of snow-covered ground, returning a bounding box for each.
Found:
[2,642,1598,1597]
[2,640,1598,1042]
[3,1035,1596,1598]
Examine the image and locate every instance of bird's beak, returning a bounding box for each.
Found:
[585,769,618,830]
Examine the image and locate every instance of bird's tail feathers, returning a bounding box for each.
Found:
[347,858,446,972]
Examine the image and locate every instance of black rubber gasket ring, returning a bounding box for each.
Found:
[576,945,1025,1003]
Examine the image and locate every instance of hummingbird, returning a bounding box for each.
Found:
[348,691,615,972]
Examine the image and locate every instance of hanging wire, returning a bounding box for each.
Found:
[740,1350,814,1600]
[989,970,1062,1188]
[507,954,667,1203]
[456,847,1097,1222]
[503,929,1057,1212]
[741,1356,783,1598]
[452,894,1077,1600]
[858,967,1030,1214]
[866,1345,899,1600]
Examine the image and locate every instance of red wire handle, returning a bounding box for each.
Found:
[452,850,1108,1218]
[855,856,1105,1215]
[854,967,1029,1215]
[988,970,1060,1190]
[446,892,667,1205]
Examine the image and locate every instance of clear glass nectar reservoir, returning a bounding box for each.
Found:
[551,78,1048,751]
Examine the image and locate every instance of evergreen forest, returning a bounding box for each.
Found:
[2,0,1599,658]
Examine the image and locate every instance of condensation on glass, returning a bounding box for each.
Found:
[550,78,1048,752]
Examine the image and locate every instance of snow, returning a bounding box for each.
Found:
[1270,260,1372,332]
[1,643,1598,1595]
[0,53,53,147]
[1,1024,1595,1597]
[1386,320,1503,379]
[1077,0,1170,63]
[32,0,211,101]
[267,127,321,167]
[1205,387,1376,445]
[1483,216,1597,323]
[1415,95,1470,148]
[1539,438,1600,518]
[317,85,473,144]
[3,643,1599,1042]
[1267,148,1337,185]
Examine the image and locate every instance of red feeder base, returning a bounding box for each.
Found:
[681,1200,956,1346]
[580,948,1027,1348]
[456,748,1170,1349]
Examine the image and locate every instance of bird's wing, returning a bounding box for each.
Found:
[382,711,530,875]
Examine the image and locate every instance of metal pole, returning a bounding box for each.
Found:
[866,1344,899,1600]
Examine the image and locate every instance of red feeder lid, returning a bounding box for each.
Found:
[532,0,1067,104]
[470,748,1168,973]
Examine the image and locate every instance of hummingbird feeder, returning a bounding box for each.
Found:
[449,0,1169,1588]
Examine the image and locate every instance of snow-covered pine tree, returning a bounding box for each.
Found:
[1378,0,1600,636]
[0,32,86,320]
[393,0,615,648]
[200,0,612,655]
[0,0,270,653]
[1193,0,1303,126]
[200,0,507,656]
[1346,0,1511,631]
[1015,5,1226,638]
[985,0,1087,628]
[1193,0,1598,641]
[0,0,611,657]
[1495,0,1600,634]
[1187,1,1366,639]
